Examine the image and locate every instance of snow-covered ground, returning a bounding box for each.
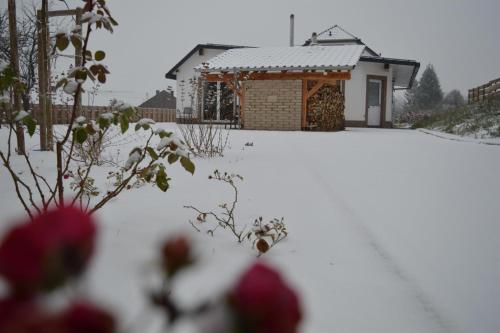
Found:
[1,125,500,333]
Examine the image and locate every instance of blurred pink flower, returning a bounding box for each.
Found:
[0,206,96,295]
[228,262,302,333]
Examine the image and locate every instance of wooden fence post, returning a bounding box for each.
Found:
[8,0,26,155]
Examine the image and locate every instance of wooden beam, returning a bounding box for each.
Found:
[240,82,246,127]
[204,71,351,82]
[222,78,243,99]
[306,81,327,99]
[47,9,79,17]
[301,80,308,129]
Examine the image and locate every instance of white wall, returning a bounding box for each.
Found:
[175,48,227,118]
[345,61,393,124]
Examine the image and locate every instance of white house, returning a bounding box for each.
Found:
[165,23,419,130]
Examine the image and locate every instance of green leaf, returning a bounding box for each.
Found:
[56,35,69,51]
[70,35,82,49]
[95,50,106,61]
[98,117,110,129]
[155,168,170,192]
[146,147,158,160]
[180,156,195,175]
[121,106,135,118]
[109,17,119,26]
[23,116,36,137]
[120,115,129,133]
[167,153,179,164]
[74,128,88,144]
[102,20,113,32]
[97,72,106,84]
[74,69,87,83]
[89,65,99,76]
[134,123,141,131]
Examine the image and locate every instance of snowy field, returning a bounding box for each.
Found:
[1,124,500,333]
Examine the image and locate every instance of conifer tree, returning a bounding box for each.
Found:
[415,64,443,110]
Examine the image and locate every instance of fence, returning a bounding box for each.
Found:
[32,105,177,124]
[468,77,500,104]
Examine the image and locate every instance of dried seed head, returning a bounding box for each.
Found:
[256,239,270,254]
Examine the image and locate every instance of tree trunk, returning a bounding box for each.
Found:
[36,1,48,150]
[44,0,53,150]
[8,0,26,155]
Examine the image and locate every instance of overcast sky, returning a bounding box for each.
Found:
[3,0,500,106]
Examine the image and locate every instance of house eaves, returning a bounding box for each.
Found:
[165,44,251,80]
[361,56,420,89]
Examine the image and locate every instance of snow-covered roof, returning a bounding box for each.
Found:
[165,44,250,80]
[196,45,366,72]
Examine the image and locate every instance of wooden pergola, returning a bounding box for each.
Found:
[37,4,83,150]
[202,70,351,129]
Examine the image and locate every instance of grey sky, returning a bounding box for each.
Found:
[3,0,500,106]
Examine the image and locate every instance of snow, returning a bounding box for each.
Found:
[124,149,142,170]
[14,110,30,122]
[0,61,8,72]
[137,118,155,126]
[418,128,500,146]
[99,112,114,120]
[63,80,79,95]
[157,134,184,151]
[75,116,87,123]
[197,45,366,72]
[56,27,70,38]
[81,12,105,25]
[1,125,500,333]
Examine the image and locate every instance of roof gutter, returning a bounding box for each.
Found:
[361,56,420,90]
[195,65,355,73]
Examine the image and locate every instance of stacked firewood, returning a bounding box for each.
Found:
[307,83,345,131]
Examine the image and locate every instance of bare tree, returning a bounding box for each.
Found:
[0,3,39,113]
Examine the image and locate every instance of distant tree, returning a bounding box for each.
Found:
[415,64,443,110]
[443,89,465,108]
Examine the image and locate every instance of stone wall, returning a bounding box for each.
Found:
[243,80,302,130]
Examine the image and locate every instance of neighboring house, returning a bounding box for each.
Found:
[165,44,249,119]
[165,24,419,130]
[139,89,176,109]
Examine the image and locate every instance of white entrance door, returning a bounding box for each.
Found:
[367,79,382,127]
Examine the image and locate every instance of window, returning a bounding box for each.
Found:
[202,82,234,121]
[368,80,381,107]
